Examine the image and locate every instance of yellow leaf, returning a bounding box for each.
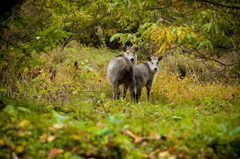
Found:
[16,145,24,153]
[53,124,64,129]
[159,151,177,159]
[19,120,30,127]
[211,60,215,68]
[177,30,181,36]
[156,35,165,42]
[0,139,4,146]
[124,129,135,138]
[148,132,161,139]
[57,149,64,154]
[42,72,46,78]
[39,133,47,143]
[166,31,171,40]
[72,134,80,140]
[124,130,142,143]
[47,135,56,142]
[64,152,72,159]
[183,145,189,152]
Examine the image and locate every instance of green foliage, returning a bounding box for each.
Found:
[1,45,240,158]
[0,95,240,158]
[3,105,31,116]
[1,1,240,157]
[109,0,240,58]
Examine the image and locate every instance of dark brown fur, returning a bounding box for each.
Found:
[107,46,138,100]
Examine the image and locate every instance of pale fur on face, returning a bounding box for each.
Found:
[147,56,161,74]
[122,46,138,64]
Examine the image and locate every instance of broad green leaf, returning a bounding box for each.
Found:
[3,105,18,116]
[171,116,182,120]
[51,110,69,124]
[208,23,212,32]
[144,43,148,49]
[18,107,31,113]
[229,126,240,136]
[125,34,131,42]
[0,89,6,92]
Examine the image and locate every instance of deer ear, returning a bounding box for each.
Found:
[122,46,127,52]
[147,57,151,61]
[158,55,163,61]
[134,46,138,52]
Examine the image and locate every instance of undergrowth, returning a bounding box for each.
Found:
[0,42,240,158]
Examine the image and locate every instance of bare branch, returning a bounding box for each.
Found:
[0,37,23,50]
[61,13,111,51]
[193,48,238,66]
[235,50,240,56]
[167,43,186,50]
[199,0,240,9]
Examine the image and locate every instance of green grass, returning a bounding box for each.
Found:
[0,43,240,158]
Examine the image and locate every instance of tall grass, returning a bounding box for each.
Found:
[0,42,240,158]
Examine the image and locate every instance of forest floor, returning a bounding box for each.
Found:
[0,42,240,159]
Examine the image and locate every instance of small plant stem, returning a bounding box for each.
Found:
[100,101,108,117]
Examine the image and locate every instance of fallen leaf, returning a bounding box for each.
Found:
[12,152,18,159]
[72,134,80,140]
[17,129,26,137]
[47,135,56,142]
[5,140,14,150]
[71,146,78,152]
[201,151,212,159]
[124,129,142,143]
[86,149,98,156]
[168,134,174,141]
[57,149,64,153]
[159,151,170,159]
[48,126,57,131]
[96,122,104,128]
[148,151,156,159]
[148,132,161,140]
[167,147,177,152]
[27,155,33,159]
[53,124,64,129]
[0,139,4,146]
[16,145,24,153]
[142,154,148,158]
[39,133,47,143]
[49,148,57,158]
[124,129,135,138]
[64,152,72,158]
[77,130,83,134]
[19,120,30,127]
[159,151,177,159]
[183,145,189,153]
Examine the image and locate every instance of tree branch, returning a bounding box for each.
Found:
[0,37,23,50]
[199,0,240,9]
[61,13,111,51]
[235,50,240,56]
[167,43,186,50]
[193,48,238,66]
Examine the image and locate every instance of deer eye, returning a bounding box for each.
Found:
[127,52,129,54]
[151,62,153,64]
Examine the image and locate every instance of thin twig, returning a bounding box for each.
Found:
[166,43,186,51]
[61,13,111,51]
[199,0,240,9]
[235,50,240,56]
[193,48,238,66]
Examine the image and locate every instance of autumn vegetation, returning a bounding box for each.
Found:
[1,0,240,158]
